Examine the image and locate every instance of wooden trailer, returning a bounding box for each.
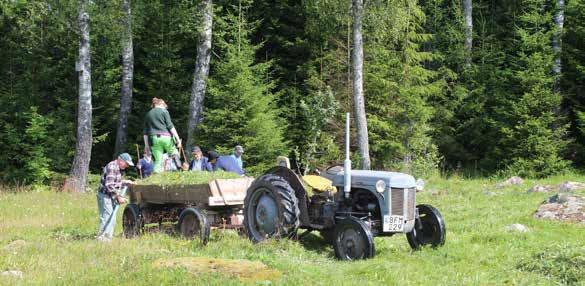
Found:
[122,177,254,244]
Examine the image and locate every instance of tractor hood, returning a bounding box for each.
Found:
[330,170,416,189]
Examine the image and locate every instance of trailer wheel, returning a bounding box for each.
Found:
[178,208,210,245]
[123,204,143,238]
[333,217,375,261]
[406,204,446,250]
[244,174,300,243]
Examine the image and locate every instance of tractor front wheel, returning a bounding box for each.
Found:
[178,208,210,245]
[406,204,446,250]
[333,217,375,261]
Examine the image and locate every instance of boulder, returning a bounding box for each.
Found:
[496,176,524,189]
[504,223,530,233]
[534,194,585,224]
[527,184,553,193]
[1,270,23,279]
[558,181,585,192]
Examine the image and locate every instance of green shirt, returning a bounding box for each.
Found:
[144,107,174,136]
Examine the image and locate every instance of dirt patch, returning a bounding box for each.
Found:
[153,257,282,283]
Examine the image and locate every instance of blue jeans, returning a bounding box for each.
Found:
[96,190,122,239]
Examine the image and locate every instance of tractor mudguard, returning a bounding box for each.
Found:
[261,166,311,226]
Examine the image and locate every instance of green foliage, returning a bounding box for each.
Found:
[196,2,288,175]
[136,171,241,186]
[1,0,585,182]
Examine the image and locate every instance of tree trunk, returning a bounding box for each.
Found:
[351,0,371,170]
[187,0,213,150]
[64,0,92,193]
[114,0,134,156]
[463,0,473,69]
[553,0,564,81]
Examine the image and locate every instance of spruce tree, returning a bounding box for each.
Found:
[196,1,287,175]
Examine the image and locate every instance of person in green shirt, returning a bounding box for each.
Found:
[143,97,183,173]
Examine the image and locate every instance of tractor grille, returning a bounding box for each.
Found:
[391,189,404,216]
[390,188,416,220]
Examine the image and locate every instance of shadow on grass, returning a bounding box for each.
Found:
[297,231,334,257]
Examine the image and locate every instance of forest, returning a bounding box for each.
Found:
[1,0,585,189]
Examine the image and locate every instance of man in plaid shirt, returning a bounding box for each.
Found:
[97,153,135,242]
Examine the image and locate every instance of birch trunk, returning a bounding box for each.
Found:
[114,0,134,156]
[553,0,564,79]
[64,0,92,193]
[351,0,371,170]
[187,0,213,150]
[463,0,473,69]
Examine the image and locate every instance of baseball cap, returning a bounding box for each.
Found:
[118,153,134,166]
[191,146,202,153]
[235,145,244,153]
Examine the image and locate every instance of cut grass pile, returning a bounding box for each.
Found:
[0,172,584,285]
[135,171,242,186]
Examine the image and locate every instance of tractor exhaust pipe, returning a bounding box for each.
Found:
[344,112,351,199]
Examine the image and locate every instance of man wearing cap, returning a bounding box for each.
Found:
[143,97,183,173]
[208,151,244,175]
[96,153,135,242]
[230,145,244,170]
[189,146,212,171]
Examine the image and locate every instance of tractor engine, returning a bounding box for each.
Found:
[308,193,336,228]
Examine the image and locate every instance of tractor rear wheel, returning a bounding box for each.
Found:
[333,217,375,260]
[406,204,446,250]
[244,174,300,243]
[178,208,210,245]
[123,204,143,238]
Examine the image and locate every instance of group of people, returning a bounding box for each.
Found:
[95,97,245,242]
[136,97,245,177]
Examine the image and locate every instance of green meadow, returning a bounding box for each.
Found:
[1,174,584,285]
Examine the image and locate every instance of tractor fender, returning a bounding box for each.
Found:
[261,166,311,226]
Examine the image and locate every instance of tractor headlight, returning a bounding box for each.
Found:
[375,180,386,193]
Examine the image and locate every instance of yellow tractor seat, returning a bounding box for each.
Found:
[302,175,336,194]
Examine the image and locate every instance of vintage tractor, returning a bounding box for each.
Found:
[243,114,446,260]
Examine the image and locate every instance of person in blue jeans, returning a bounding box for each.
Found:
[96,153,134,242]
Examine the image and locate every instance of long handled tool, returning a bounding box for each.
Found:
[180,146,189,171]
[135,144,143,179]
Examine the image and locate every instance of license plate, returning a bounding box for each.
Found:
[383,215,404,232]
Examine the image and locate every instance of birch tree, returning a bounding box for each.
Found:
[351,0,371,170]
[114,0,134,156]
[463,0,472,69]
[187,0,213,150]
[553,0,564,81]
[64,0,92,193]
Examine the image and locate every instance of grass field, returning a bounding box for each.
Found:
[1,173,584,285]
